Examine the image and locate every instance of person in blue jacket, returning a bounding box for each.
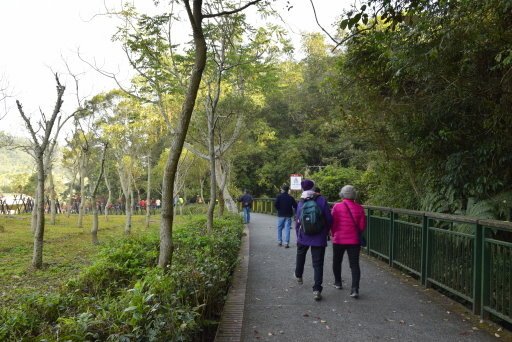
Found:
[238,189,253,224]
[294,179,332,301]
[274,184,297,248]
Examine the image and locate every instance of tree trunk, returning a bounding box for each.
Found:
[77,152,86,228]
[215,159,238,213]
[31,193,38,234]
[91,144,107,244]
[49,167,57,225]
[158,0,207,269]
[206,105,216,232]
[118,164,133,235]
[32,156,45,269]
[218,188,225,216]
[91,202,99,244]
[127,188,134,234]
[145,155,151,229]
[131,170,141,214]
[66,172,77,218]
[104,167,112,220]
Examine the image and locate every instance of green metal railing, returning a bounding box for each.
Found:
[247,199,512,324]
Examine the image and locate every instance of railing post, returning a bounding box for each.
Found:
[366,208,371,255]
[481,225,490,319]
[420,214,428,286]
[389,210,395,267]
[473,222,483,315]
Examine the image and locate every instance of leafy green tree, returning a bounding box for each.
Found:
[115,0,269,269]
[334,0,512,211]
[309,165,365,203]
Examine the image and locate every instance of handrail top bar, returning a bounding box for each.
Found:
[363,205,469,223]
[363,205,512,228]
[389,208,425,216]
[363,205,393,211]
[425,212,479,224]
[479,219,512,230]
[252,199,512,230]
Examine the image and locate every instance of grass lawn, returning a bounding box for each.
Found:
[0,213,165,306]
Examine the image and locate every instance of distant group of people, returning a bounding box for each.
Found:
[240,179,366,302]
[138,198,162,210]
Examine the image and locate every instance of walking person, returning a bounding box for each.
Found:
[330,185,366,298]
[274,184,297,248]
[294,179,332,301]
[238,189,253,224]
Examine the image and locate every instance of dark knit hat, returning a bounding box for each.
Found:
[301,179,315,191]
[281,184,290,192]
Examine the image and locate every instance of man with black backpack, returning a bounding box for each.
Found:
[294,179,332,301]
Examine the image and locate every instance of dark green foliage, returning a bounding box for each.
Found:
[308,165,366,203]
[0,215,243,341]
[334,0,512,211]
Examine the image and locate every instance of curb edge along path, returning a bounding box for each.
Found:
[214,224,250,342]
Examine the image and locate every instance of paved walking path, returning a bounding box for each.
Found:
[240,213,503,342]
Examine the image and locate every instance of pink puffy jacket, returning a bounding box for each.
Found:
[330,199,366,245]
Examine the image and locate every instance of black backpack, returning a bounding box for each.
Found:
[300,196,324,235]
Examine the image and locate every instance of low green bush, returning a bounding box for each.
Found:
[0,214,243,341]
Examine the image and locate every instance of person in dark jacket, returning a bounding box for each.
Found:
[274,184,297,248]
[238,189,253,224]
[294,179,332,301]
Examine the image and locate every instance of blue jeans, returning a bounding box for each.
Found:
[277,216,292,244]
[242,206,251,223]
[295,243,326,292]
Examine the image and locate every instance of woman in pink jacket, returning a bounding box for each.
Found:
[330,185,366,298]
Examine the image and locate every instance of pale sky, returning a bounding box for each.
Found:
[0,0,355,138]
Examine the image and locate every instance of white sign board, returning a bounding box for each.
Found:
[290,174,303,191]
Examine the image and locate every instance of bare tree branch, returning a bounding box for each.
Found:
[308,0,341,46]
[203,0,263,18]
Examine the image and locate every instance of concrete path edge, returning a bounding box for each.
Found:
[214,224,250,342]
